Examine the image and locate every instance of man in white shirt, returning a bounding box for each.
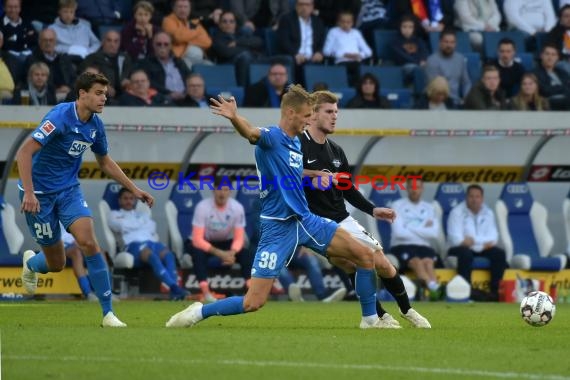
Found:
[108,187,187,300]
[447,184,507,301]
[391,178,442,301]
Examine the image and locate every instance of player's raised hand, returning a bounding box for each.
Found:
[210,95,237,120]
[20,192,40,214]
[133,188,155,208]
[373,207,396,223]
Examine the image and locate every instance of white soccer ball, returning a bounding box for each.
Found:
[520,291,556,327]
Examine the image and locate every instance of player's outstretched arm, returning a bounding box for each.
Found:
[95,154,155,207]
[16,137,42,213]
[210,95,260,144]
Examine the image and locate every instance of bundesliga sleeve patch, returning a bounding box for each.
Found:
[40,120,56,136]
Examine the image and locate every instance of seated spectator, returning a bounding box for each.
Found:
[508,73,550,110]
[211,10,264,86]
[138,31,190,102]
[133,0,171,25]
[190,0,223,30]
[118,69,171,106]
[454,0,501,52]
[76,0,123,31]
[390,178,442,301]
[108,187,188,300]
[0,0,37,60]
[186,178,253,303]
[425,29,472,107]
[345,72,390,109]
[80,29,133,100]
[464,64,507,110]
[13,61,57,105]
[503,0,556,36]
[392,14,428,89]
[162,0,213,69]
[121,0,160,61]
[24,28,74,102]
[229,0,289,32]
[355,0,391,48]
[533,43,570,110]
[392,0,455,39]
[414,75,456,110]
[546,5,570,75]
[49,0,101,60]
[0,31,17,101]
[323,10,372,87]
[175,72,212,107]
[490,38,526,98]
[279,247,346,302]
[447,184,508,302]
[244,61,289,107]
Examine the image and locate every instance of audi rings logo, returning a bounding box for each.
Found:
[441,184,464,194]
[506,184,529,194]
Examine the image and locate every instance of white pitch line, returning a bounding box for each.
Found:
[4,355,570,380]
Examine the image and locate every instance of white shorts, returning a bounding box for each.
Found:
[339,216,383,251]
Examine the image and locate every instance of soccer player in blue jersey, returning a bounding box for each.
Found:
[166,85,382,329]
[17,72,154,327]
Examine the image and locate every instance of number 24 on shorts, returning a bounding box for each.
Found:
[34,222,53,239]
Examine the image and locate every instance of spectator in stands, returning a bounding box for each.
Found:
[190,0,223,30]
[211,10,264,86]
[121,0,160,61]
[447,184,508,302]
[392,14,429,89]
[229,0,289,32]
[162,0,213,69]
[186,178,253,303]
[108,187,188,300]
[279,247,346,302]
[392,0,455,40]
[76,0,123,33]
[50,0,101,60]
[118,68,171,106]
[508,72,550,110]
[323,10,372,87]
[390,178,442,301]
[414,75,456,110]
[138,31,190,102]
[175,72,212,107]
[244,61,289,107]
[490,38,526,98]
[355,0,390,48]
[0,31,17,101]
[276,0,325,76]
[25,28,74,102]
[453,0,501,52]
[0,0,37,60]
[13,61,57,105]
[533,42,570,110]
[80,29,133,100]
[503,0,556,36]
[346,72,390,109]
[546,5,570,75]
[425,29,472,107]
[133,0,171,25]
[464,64,507,110]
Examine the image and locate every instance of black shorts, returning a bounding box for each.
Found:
[390,244,439,272]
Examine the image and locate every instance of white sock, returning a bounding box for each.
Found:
[428,281,439,291]
[362,315,379,325]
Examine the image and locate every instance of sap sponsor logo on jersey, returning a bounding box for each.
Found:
[289,151,302,168]
[506,184,529,194]
[39,120,56,136]
[68,140,92,156]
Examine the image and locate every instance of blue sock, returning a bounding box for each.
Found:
[163,252,178,282]
[202,296,245,318]
[85,253,113,316]
[355,268,377,317]
[77,275,92,297]
[27,251,49,274]
[147,253,176,287]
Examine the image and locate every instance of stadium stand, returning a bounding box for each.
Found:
[483,31,526,60]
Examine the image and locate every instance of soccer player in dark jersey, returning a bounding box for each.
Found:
[17,72,154,327]
[301,90,431,328]
[166,85,386,329]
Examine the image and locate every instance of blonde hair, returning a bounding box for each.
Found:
[281,84,314,111]
[426,76,449,99]
[28,62,50,79]
[133,0,154,14]
[312,90,338,110]
[59,0,77,9]
[510,73,549,111]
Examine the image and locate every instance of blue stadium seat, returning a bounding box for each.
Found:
[235,184,261,246]
[359,66,404,89]
[164,182,203,266]
[0,196,24,266]
[534,32,550,56]
[192,64,237,87]
[206,86,245,106]
[381,88,412,109]
[248,63,294,85]
[464,52,482,83]
[263,28,278,56]
[429,31,472,54]
[303,65,349,91]
[332,87,356,108]
[372,29,398,63]
[516,52,535,71]
[495,183,567,271]
[483,31,526,60]
[367,186,402,252]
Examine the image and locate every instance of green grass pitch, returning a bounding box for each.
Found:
[0,301,568,380]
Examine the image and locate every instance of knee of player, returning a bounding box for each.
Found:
[75,238,99,254]
[50,263,65,272]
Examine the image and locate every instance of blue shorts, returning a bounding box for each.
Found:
[126,240,167,267]
[252,213,339,279]
[20,185,92,246]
